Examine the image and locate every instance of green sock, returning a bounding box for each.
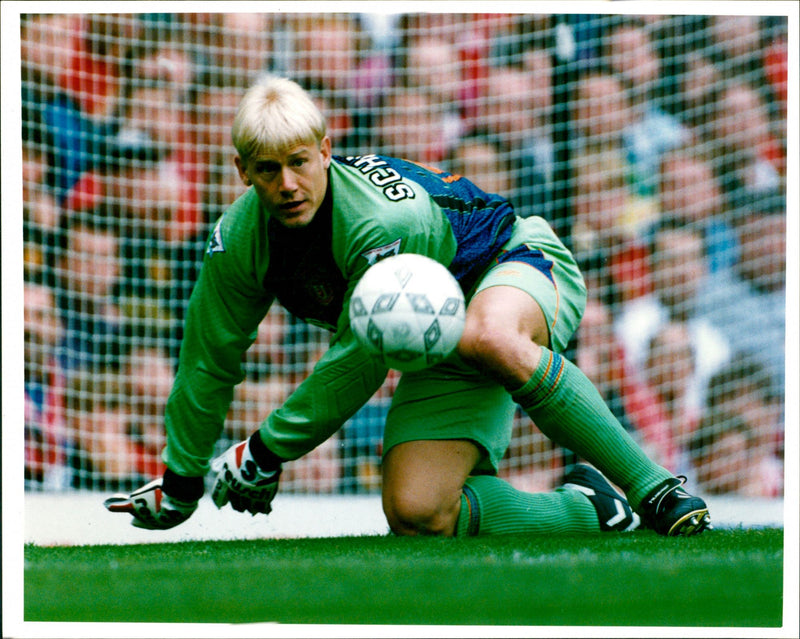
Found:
[457,475,599,536]
[511,347,672,510]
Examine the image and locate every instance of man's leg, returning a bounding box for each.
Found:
[381,440,627,537]
[458,284,671,505]
[458,284,709,534]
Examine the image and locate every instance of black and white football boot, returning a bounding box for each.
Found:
[638,476,712,536]
[562,464,641,532]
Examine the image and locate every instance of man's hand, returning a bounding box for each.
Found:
[104,478,198,530]
[210,440,281,515]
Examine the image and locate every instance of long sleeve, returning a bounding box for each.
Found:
[163,190,272,477]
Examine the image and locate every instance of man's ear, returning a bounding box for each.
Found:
[320,136,332,169]
[234,156,251,186]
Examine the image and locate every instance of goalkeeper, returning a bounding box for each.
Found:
[106,76,710,537]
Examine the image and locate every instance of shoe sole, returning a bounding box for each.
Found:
[666,508,712,536]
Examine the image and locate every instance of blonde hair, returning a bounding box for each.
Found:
[231,76,327,162]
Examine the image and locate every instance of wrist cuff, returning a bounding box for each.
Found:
[162,468,204,502]
[248,432,284,472]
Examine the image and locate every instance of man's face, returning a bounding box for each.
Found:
[62,227,120,299]
[235,137,331,228]
[25,284,61,364]
[659,157,721,223]
[576,75,630,141]
[652,229,706,312]
[737,213,786,292]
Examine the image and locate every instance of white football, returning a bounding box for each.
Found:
[349,253,466,372]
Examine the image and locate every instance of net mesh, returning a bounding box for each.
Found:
[21,11,787,498]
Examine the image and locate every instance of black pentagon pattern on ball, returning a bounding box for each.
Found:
[406,293,436,314]
[371,292,399,314]
[439,297,461,316]
[424,319,442,350]
[350,296,368,318]
[366,318,383,350]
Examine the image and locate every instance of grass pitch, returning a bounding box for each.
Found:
[25,528,783,627]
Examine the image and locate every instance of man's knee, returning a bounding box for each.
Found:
[459,320,510,362]
[457,285,551,386]
[457,321,542,388]
[381,440,479,536]
[383,489,460,537]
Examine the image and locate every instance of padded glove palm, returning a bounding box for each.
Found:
[104,478,198,530]
[210,440,281,515]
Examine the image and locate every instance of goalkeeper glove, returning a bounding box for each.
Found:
[210,439,281,515]
[104,477,199,530]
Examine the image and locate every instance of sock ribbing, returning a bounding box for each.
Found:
[456,475,599,536]
[457,483,481,536]
[513,349,567,407]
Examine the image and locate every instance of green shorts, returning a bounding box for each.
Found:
[383,215,587,473]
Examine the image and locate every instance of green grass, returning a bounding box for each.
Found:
[25,528,783,627]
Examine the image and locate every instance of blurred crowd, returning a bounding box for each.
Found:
[21,13,787,497]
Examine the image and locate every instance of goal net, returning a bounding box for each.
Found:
[20,10,787,499]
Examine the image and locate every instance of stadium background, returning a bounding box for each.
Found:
[19,10,788,537]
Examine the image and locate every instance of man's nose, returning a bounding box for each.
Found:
[279,167,298,193]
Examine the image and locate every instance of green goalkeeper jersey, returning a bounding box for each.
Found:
[163,154,516,477]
